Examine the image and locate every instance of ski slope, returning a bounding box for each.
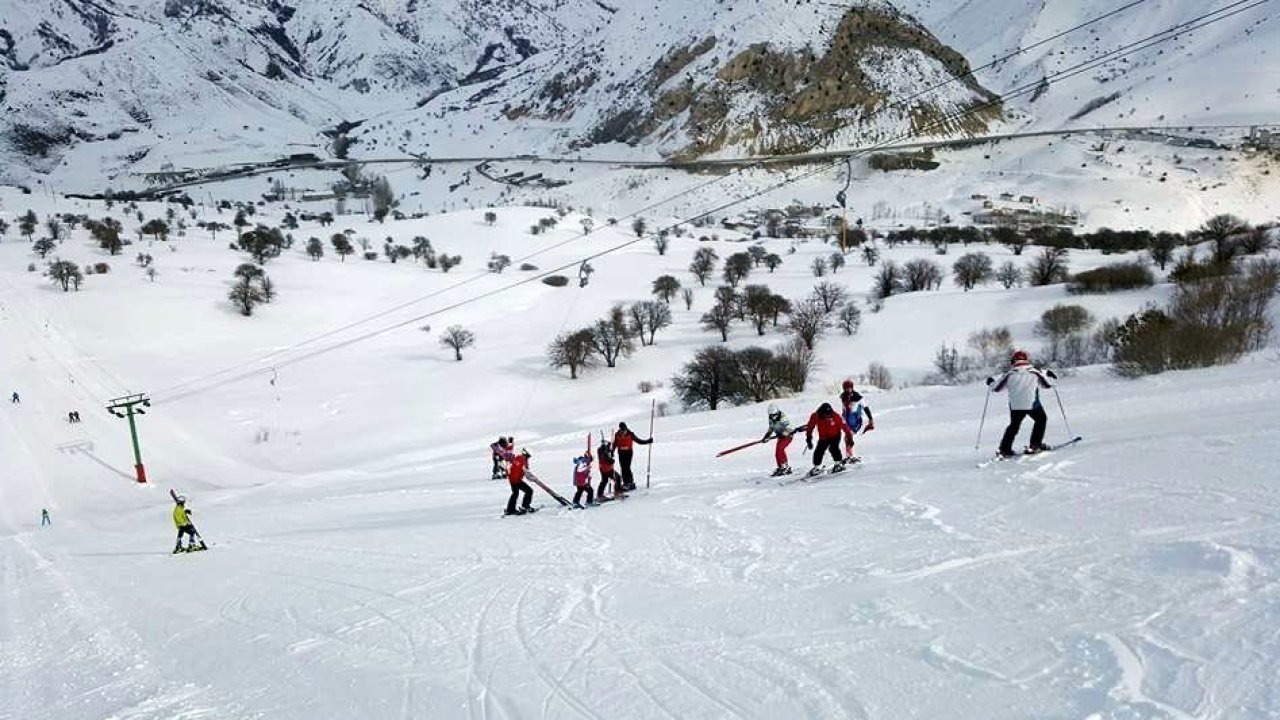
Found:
[2,192,1279,718]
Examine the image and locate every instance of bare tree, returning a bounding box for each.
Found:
[589,305,636,367]
[837,303,862,335]
[46,260,83,292]
[439,325,476,361]
[742,284,786,336]
[1027,246,1070,286]
[722,252,752,288]
[700,301,735,342]
[764,253,783,272]
[787,298,829,350]
[995,261,1023,288]
[829,252,846,273]
[733,347,781,402]
[1196,213,1248,264]
[228,263,269,316]
[689,247,718,286]
[952,252,993,291]
[629,301,673,346]
[547,329,597,379]
[810,256,827,277]
[1148,232,1179,271]
[873,260,902,299]
[902,258,944,291]
[671,346,740,410]
[681,287,695,310]
[652,275,681,303]
[809,281,849,313]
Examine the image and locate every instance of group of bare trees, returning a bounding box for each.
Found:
[547,301,675,379]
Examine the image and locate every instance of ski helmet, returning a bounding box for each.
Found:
[1011,349,1030,364]
[176,495,186,504]
[842,378,854,390]
[767,403,781,420]
[818,402,834,416]
[521,448,531,459]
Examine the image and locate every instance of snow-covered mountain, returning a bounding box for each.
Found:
[1,0,1004,187]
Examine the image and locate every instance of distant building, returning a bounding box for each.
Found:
[1019,195,1037,205]
[1247,127,1280,150]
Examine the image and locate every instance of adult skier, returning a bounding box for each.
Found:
[41,508,50,526]
[760,403,799,476]
[571,451,595,508]
[504,448,536,516]
[171,493,208,553]
[490,436,513,479]
[839,379,876,459]
[987,350,1057,458]
[803,402,854,475]
[612,422,652,492]
[596,439,622,499]
[10,391,19,404]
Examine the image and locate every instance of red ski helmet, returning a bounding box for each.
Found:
[842,378,855,390]
[1010,349,1030,364]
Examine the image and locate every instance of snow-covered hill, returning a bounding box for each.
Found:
[2,189,1279,718]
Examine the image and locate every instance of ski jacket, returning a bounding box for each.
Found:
[597,445,615,472]
[762,413,793,441]
[613,429,652,451]
[840,390,873,432]
[490,440,509,458]
[572,455,593,487]
[992,363,1052,411]
[172,505,191,528]
[805,411,854,443]
[508,455,529,484]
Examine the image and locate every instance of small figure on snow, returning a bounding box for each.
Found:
[504,448,535,516]
[571,450,595,508]
[596,439,624,500]
[10,391,19,404]
[171,492,208,553]
[41,508,51,526]
[760,404,800,476]
[490,436,513,479]
[804,402,855,474]
[67,410,81,423]
[839,379,876,460]
[987,350,1057,458]
[612,422,653,492]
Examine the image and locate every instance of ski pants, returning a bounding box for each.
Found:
[813,437,843,466]
[507,481,533,513]
[573,485,595,506]
[1000,406,1048,455]
[175,524,200,548]
[597,469,619,497]
[774,435,793,467]
[618,449,636,488]
[41,514,50,526]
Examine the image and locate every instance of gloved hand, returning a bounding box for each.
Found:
[1046,370,1058,379]
[805,438,814,450]
[985,376,995,387]
[864,423,875,434]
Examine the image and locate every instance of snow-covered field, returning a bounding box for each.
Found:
[2,191,1279,718]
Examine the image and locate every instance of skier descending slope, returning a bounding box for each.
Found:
[987,350,1058,458]
[170,491,208,553]
[760,404,800,476]
[612,422,653,492]
[503,449,536,516]
[803,402,855,476]
[839,379,876,461]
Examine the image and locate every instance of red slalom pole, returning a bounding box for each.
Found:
[716,440,764,457]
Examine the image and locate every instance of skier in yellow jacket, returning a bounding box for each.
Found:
[171,491,208,553]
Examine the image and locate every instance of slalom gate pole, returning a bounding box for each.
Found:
[716,439,765,457]
[1052,386,1075,439]
[975,387,992,451]
[645,399,655,489]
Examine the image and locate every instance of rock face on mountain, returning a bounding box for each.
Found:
[0,0,998,184]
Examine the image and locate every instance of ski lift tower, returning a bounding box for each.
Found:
[106,393,151,483]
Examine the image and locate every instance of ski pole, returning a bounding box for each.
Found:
[645,399,656,489]
[1051,386,1075,439]
[975,387,992,450]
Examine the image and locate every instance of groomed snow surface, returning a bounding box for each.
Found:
[2,194,1278,719]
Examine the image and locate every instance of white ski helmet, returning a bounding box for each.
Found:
[767,403,781,418]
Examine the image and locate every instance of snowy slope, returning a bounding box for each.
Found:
[2,190,1279,718]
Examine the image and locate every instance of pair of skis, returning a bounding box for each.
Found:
[976,436,1083,468]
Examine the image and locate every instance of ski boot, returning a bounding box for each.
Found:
[504,508,526,517]
[806,465,825,478]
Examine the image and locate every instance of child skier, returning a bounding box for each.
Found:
[490,436,514,479]
[803,402,855,475]
[41,508,50,526]
[612,422,653,491]
[571,450,595,508]
[504,448,536,516]
[760,403,799,476]
[171,493,208,553]
[839,379,876,460]
[596,439,623,499]
[987,350,1057,458]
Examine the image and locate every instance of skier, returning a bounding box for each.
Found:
[803,402,855,475]
[489,436,513,479]
[839,379,876,460]
[596,439,623,499]
[41,508,50,526]
[10,391,18,404]
[612,422,652,492]
[571,450,595,508]
[171,494,208,553]
[987,349,1058,458]
[760,403,799,476]
[504,448,535,516]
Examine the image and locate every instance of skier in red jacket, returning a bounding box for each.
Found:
[612,422,652,491]
[803,402,854,475]
[504,449,535,516]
